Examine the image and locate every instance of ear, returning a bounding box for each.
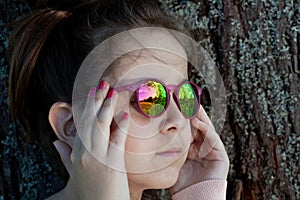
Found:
[49,102,76,148]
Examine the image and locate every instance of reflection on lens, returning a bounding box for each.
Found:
[138,81,167,117]
[179,83,197,117]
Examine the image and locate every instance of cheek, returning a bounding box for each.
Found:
[127,107,164,138]
[186,120,194,143]
[124,123,192,174]
[128,105,151,126]
[125,119,193,153]
[124,136,157,173]
[116,92,152,129]
[125,134,156,153]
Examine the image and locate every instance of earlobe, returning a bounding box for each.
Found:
[49,102,76,148]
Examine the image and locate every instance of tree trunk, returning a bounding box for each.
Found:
[1,0,299,199]
[182,0,300,199]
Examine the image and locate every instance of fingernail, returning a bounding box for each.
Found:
[89,87,96,97]
[107,88,114,98]
[122,112,129,120]
[97,80,106,90]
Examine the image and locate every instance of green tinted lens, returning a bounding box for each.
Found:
[138,81,167,117]
[179,83,198,117]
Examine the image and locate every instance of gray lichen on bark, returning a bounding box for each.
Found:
[1,0,299,199]
[159,0,299,199]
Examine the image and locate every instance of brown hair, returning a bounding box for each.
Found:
[8,0,192,179]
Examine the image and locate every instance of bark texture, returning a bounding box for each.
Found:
[1,0,299,199]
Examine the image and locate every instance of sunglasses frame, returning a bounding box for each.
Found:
[114,79,202,119]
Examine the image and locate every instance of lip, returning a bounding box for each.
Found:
[156,148,183,158]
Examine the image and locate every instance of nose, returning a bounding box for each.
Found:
[160,93,184,134]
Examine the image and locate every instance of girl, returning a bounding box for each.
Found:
[8,0,229,199]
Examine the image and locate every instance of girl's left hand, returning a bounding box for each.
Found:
[169,105,229,194]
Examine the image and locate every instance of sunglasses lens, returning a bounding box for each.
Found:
[178,83,198,117]
[138,81,167,117]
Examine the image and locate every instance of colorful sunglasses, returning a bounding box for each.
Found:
[114,79,202,119]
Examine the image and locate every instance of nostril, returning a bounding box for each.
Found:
[167,126,177,132]
[160,126,178,135]
[159,98,183,134]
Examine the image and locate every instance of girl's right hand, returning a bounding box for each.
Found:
[51,81,130,200]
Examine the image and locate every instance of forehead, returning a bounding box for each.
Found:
[106,29,188,84]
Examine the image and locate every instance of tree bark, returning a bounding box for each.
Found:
[182,0,300,199]
[0,0,299,199]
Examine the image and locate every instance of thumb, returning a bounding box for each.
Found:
[53,140,72,174]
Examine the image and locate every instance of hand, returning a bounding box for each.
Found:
[52,82,131,200]
[170,105,229,194]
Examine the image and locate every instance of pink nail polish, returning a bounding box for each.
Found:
[122,112,129,120]
[107,88,114,98]
[97,80,106,90]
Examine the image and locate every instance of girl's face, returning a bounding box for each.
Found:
[107,31,193,190]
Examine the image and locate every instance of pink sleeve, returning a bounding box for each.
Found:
[171,180,227,200]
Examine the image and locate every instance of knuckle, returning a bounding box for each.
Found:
[70,151,76,164]
[80,151,92,168]
[95,91,107,101]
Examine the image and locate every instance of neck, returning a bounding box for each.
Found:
[129,182,144,200]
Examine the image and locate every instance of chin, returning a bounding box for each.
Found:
[151,152,187,189]
[129,168,180,190]
[154,167,180,189]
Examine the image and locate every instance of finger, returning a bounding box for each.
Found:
[191,117,209,134]
[91,89,118,152]
[189,119,206,160]
[197,105,214,129]
[187,141,202,160]
[53,140,72,174]
[193,107,219,147]
[78,85,110,148]
[191,117,224,158]
[94,81,110,115]
[107,111,130,171]
[109,112,130,152]
[190,120,204,149]
[83,83,110,122]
